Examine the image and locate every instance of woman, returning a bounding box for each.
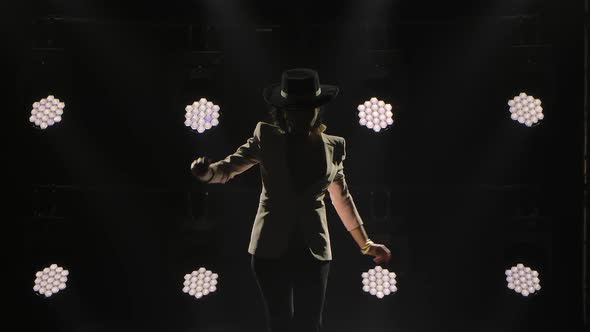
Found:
[191,68,391,332]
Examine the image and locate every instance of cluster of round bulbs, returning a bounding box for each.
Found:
[508,93,544,127]
[505,263,541,297]
[182,267,219,299]
[361,265,397,299]
[357,97,394,132]
[33,264,69,298]
[29,95,65,130]
[183,98,221,133]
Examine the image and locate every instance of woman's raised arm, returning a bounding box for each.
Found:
[191,122,263,184]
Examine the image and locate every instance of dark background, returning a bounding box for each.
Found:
[18,0,585,331]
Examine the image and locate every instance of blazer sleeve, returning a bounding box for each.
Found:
[203,122,262,184]
[327,137,364,231]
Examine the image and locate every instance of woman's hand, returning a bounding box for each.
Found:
[367,243,392,264]
[191,156,213,181]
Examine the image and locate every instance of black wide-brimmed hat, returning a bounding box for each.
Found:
[263,68,339,110]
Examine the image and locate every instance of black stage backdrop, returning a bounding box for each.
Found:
[18,1,585,331]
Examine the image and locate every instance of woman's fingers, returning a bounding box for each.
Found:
[370,245,392,264]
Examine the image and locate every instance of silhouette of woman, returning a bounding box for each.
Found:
[191,68,391,332]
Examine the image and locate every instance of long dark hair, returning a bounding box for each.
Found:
[267,105,326,133]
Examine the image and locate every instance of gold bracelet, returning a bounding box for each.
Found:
[361,239,374,255]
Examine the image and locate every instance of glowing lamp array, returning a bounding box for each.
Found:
[29,95,65,129]
[33,264,69,298]
[182,267,219,300]
[184,98,221,133]
[361,265,398,299]
[357,97,394,133]
[505,263,541,296]
[507,93,544,127]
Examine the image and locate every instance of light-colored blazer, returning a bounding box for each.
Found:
[200,121,364,261]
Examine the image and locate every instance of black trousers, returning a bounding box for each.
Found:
[250,235,331,332]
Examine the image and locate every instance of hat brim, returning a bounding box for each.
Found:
[263,83,339,110]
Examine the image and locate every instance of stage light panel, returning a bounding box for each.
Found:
[505,263,541,297]
[184,98,221,133]
[357,97,394,132]
[361,265,397,299]
[33,264,69,298]
[507,92,544,127]
[182,267,219,299]
[29,95,65,130]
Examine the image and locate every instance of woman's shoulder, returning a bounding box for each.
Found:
[252,121,284,140]
[322,132,345,145]
[257,121,278,129]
